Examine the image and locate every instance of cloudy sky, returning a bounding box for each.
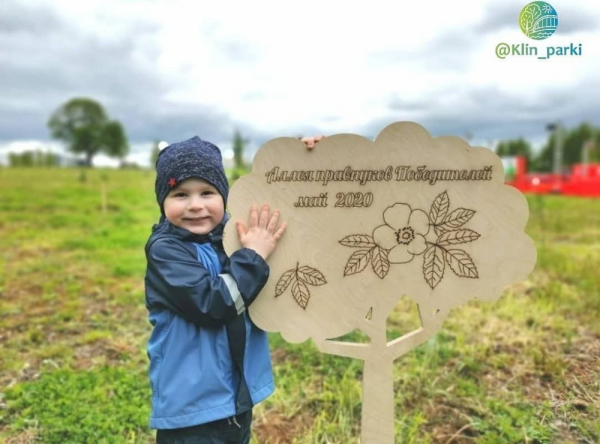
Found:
[1,0,599,166]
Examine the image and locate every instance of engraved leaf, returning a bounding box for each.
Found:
[291,279,311,309]
[339,234,376,248]
[437,208,475,232]
[437,229,481,246]
[435,225,449,234]
[344,249,372,276]
[445,249,479,278]
[297,266,327,286]
[429,192,450,226]
[371,246,390,279]
[275,269,296,297]
[423,246,445,289]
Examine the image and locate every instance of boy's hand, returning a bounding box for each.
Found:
[300,135,326,150]
[236,204,287,260]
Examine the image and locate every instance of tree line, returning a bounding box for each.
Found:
[6,96,600,172]
[495,124,600,172]
[43,97,249,173]
[8,150,61,167]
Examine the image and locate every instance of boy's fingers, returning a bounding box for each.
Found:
[266,210,280,232]
[301,137,315,150]
[301,135,325,150]
[273,222,287,240]
[249,205,258,228]
[236,221,246,239]
[259,204,270,228]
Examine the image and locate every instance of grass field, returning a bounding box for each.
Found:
[0,168,598,443]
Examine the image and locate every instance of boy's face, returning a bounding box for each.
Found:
[163,178,225,235]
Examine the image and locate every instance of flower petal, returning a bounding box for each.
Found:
[373,225,397,250]
[388,244,414,264]
[407,234,427,255]
[383,203,411,230]
[408,210,430,236]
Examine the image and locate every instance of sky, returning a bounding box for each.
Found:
[1,0,599,167]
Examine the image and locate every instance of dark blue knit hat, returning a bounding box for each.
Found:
[155,136,229,213]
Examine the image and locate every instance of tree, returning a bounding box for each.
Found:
[230,130,249,180]
[101,121,128,159]
[590,141,600,163]
[233,130,246,170]
[495,138,533,166]
[48,98,129,167]
[9,152,32,167]
[534,123,600,172]
[150,140,161,167]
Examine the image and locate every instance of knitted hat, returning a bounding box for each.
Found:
[155,136,229,213]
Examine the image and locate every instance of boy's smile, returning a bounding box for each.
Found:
[163,178,225,235]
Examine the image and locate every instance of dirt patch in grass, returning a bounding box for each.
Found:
[4,428,39,444]
[72,338,138,370]
[1,247,146,388]
[422,328,599,443]
[548,333,600,443]
[253,408,314,444]
[564,334,600,386]
[270,347,293,365]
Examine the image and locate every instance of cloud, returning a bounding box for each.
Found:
[557,7,599,34]
[0,1,268,151]
[0,0,63,36]
[475,2,521,34]
[0,1,174,143]
[371,81,600,145]
[0,0,599,159]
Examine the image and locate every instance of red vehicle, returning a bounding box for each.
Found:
[502,156,600,198]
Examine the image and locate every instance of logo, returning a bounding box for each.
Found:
[495,1,581,60]
[519,2,558,40]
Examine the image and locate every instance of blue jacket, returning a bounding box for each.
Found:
[144,218,274,430]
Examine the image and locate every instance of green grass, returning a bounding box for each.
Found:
[0,168,598,443]
[4,367,149,443]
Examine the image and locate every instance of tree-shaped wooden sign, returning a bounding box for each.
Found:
[223,122,536,443]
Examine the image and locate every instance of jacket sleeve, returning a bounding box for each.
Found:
[145,238,269,328]
[227,247,270,307]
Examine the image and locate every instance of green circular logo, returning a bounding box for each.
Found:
[519,2,558,40]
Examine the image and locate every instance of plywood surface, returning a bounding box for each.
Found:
[223,122,536,443]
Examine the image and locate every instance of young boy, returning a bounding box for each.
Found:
[144,136,287,443]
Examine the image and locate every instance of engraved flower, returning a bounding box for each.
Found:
[372,203,430,264]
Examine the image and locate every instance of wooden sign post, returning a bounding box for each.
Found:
[223,122,536,443]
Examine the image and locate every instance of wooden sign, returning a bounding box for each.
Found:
[223,122,536,443]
